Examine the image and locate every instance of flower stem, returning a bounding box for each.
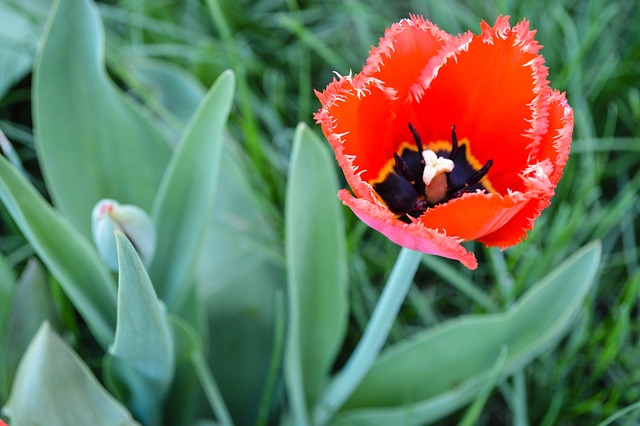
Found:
[312,247,423,426]
[192,350,235,426]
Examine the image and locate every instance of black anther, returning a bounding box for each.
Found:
[408,123,424,153]
[393,152,415,182]
[449,125,459,162]
[465,159,493,186]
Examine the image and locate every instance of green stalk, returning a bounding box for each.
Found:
[192,350,234,426]
[312,248,423,426]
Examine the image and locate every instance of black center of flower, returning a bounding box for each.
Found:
[372,123,494,221]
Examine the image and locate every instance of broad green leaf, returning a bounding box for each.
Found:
[109,231,174,424]
[196,141,283,296]
[163,316,204,425]
[124,58,207,139]
[285,123,348,420]
[33,0,172,238]
[0,154,116,348]
[0,259,61,402]
[3,322,138,425]
[458,347,508,426]
[335,241,601,426]
[149,70,235,309]
[198,140,284,426]
[0,0,50,98]
[204,262,284,425]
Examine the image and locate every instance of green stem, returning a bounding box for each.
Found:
[312,248,423,426]
[256,290,286,426]
[192,350,235,426]
[512,370,529,426]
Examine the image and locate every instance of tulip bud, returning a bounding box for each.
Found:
[91,199,156,271]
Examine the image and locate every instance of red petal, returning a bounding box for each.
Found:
[418,191,529,241]
[315,76,398,189]
[420,193,529,241]
[407,17,550,195]
[477,90,573,247]
[362,16,455,103]
[315,16,473,186]
[531,90,574,185]
[478,197,549,248]
[339,189,478,269]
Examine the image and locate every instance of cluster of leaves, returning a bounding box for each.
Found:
[0,0,639,425]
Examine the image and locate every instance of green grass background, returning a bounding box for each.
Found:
[1,0,639,424]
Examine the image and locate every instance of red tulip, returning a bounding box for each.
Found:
[315,15,573,269]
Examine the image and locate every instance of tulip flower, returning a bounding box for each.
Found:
[315,15,573,269]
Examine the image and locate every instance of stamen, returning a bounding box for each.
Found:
[374,123,496,216]
[449,125,459,161]
[408,123,424,153]
[393,152,415,182]
[465,159,493,186]
[447,158,494,198]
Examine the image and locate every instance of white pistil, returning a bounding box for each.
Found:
[422,150,454,204]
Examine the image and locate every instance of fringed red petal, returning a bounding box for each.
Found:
[362,16,457,103]
[314,76,396,200]
[407,16,551,195]
[418,191,529,241]
[477,90,573,248]
[339,190,478,269]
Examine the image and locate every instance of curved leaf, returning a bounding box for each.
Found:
[336,241,601,425]
[0,253,16,400]
[109,231,174,424]
[284,123,349,422]
[199,140,285,426]
[3,322,138,425]
[0,154,116,348]
[149,70,235,309]
[162,315,206,425]
[0,0,50,98]
[124,58,207,139]
[0,259,60,401]
[0,253,15,336]
[33,0,172,238]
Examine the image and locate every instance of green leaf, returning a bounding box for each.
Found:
[33,0,172,238]
[204,262,283,425]
[198,140,285,426]
[196,141,283,295]
[0,154,116,348]
[284,123,349,421]
[149,70,235,309]
[0,0,50,98]
[0,259,61,402]
[3,322,138,425]
[0,253,15,336]
[335,241,602,426]
[0,253,16,400]
[109,231,174,424]
[124,58,207,139]
[163,315,205,425]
